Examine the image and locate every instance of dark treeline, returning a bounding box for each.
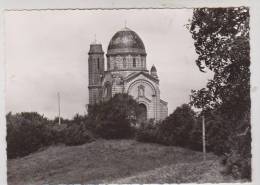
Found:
[6,94,141,159]
[6,111,92,159]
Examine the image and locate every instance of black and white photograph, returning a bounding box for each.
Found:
[1,1,257,184]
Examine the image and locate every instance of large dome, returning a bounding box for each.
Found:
[107,27,146,56]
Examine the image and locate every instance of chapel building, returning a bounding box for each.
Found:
[88,27,168,122]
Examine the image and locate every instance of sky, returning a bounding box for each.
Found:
[4,9,213,119]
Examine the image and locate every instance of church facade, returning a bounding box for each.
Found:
[88,27,168,121]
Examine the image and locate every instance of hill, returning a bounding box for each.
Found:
[8,139,238,185]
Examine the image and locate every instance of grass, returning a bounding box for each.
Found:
[8,139,237,184]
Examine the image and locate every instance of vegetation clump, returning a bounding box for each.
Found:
[7,112,55,159]
[6,94,141,158]
[88,93,141,139]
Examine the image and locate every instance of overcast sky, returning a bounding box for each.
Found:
[5,9,213,119]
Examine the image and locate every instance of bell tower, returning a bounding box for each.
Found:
[88,43,104,105]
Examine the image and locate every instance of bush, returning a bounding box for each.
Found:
[188,123,203,151]
[222,116,251,180]
[6,113,55,159]
[223,149,251,180]
[95,120,134,139]
[135,104,197,147]
[89,94,140,139]
[205,119,231,155]
[135,121,159,143]
[188,112,231,154]
[192,110,251,180]
[6,112,96,158]
[45,123,68,144]
[64,122,94,146]
[158,104,196,146]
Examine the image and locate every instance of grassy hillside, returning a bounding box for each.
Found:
[8,140,238,185]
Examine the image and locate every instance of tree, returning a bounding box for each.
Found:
[189,7,250,115]
[64,122,93,146]
[6,112,54,158]
[158,104,196,146]
[72,113,88,124]
[88,93,141,139]
[189,7,251,179]
[53,116,70,124]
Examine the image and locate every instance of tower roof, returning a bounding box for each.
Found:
[88,44,104,54]
[151,65,157,72]
[107,27,146,56]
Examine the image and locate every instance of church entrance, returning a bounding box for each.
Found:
[137,103,147,123]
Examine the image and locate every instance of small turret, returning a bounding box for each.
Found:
[150,65,158,78]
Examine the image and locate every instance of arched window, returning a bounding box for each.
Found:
[141,58,145,68]
[133,58,136,67]
[123,57,126,68]
[103,82,112,101]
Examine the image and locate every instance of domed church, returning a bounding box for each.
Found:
[88,27,168,122]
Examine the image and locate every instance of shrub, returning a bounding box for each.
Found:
[135,121,159,143]
[205,119,231,155]
[222,115,251,180]
[6,112,96,158]
[194,110,251,180]
[45,123,68,144]
[95,120,134,139]
[72,113,88,124]
[6,113,54,159]
[188,112,231,155]
[89,94,141,139]
[158,104,196,146]
[188,123,203,151]
[64,122,94,146]
[223,149,251,180]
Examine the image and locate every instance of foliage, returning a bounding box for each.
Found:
[6,112,95,158]
[221,110,251,179]
[135,120,160,143]
[189,7,250,115]
[53,116,70,124]
[88,93,141,139]
[136,105,197,148]
[158,104,196,147]
[189,7,251,179]
[6,112,56,159]
[188,110,232,154]
[64,122,93,146]
[95,120,134,139]
[223,150,251,180]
